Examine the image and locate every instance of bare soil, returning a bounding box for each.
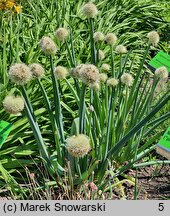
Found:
[0,163,169,200]
[125,164,170,200]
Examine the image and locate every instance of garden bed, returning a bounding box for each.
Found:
[0,0,169,200]
[126,164,170,200]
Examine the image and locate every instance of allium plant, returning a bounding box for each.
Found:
[3,2,170,195]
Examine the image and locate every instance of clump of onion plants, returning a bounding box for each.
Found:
[2,1,170,198]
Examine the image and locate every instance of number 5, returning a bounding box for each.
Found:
[158,203,164,211]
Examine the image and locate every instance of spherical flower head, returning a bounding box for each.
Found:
[155,66,168,79]
[93,32,104,42]
[30,63,44,78]
[9,63,32,85]
[55,27,69,42]
[80,64,99,85]
[81,2,98,18]
[54,66,68,79]
[98,50,105,60]
[70,64,85,79]
[39,36,57,55]
[102,63,110,72]
[89,82,100,91]
[107,78,119,87]
[3,95,24,115]
[66,134,91,158]
[105,33,117,45]
[99,73,108,82]
[147,31,160,47]
[116,44,127,54]
[121,73,134,86]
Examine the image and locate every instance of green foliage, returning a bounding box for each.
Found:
[0,0,169,199]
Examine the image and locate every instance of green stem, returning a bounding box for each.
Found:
[37,78,62,162]
[144,112,170,137]
[133,160,170,168]
[107,94,170,159]
[74,78,80,95]
[76,158,88,199]
[132,44,150,90]
[65,79,80,104]
[134,169,138,200]
[67,159,74,199]
[96,43,99,64]
[98,145,156,184]
[79,84,86,134]
[90,89,97,147]
[133,128,143,199]
[127,44,151,113]
[21,86,36,122]
[110,46,114,77]
[105,88,114,160]
[24,100,54,177]
[69,27,76,67]
[117,54,122,79]
[65,41,75,67]
[65,41,80,93]
[135,78,158,122]
[130,74,148,126]
[147,112,170,128]
[49,55,65,143]
[89,18,96,64]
